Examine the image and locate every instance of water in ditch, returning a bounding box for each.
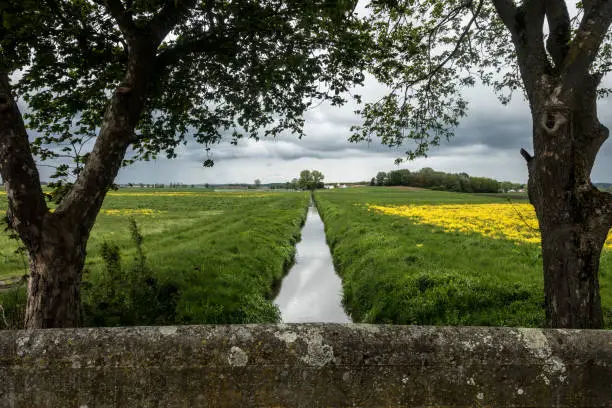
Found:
[274,201,351,323]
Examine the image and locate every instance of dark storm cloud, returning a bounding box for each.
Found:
[178,85,535,166]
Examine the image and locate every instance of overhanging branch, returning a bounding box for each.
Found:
[397,0,484,90]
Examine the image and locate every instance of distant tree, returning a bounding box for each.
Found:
[375,171,387,186]
[370,177,376,186]
[297,169,325,190]
[311,170,325,189]
[254,179,261,188]
[297,170,311,190]
[386,170,404,186]
[375,168,501,193]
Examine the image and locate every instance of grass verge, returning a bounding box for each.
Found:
[0,190,309,327]
[315,187,611,328]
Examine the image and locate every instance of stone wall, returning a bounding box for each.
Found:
[0,324,610,407]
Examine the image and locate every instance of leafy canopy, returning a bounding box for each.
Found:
[2,0,367,186]
[351,0,612,160]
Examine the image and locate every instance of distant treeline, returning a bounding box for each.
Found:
[370,168,525,194]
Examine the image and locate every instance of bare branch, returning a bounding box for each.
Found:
[544,0,571,68]
[520,147,533,162]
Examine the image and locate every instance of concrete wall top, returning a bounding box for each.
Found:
[0,324,611,407]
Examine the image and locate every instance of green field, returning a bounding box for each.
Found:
[2,186,611,328]
[315,187,612,328]
[0,190,309,325]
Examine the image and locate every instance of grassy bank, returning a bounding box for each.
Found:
[0,190,309,327]
[315,187,611,328]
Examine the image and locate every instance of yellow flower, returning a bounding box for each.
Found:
[368,203,612,249]
[100,208,165,216]
[106,191,273,198]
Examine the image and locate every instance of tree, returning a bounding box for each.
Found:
[254,179,261,188]
[297,169,325,190]
[375,171,387,186]
[355,0,612,328]
[311,170,325,189]
[297,170,312,190]
[0,0,365,328]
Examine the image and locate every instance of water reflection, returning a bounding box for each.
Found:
[274,202,351,323]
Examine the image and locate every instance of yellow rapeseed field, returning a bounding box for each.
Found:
[100,208,164,216]
[0,190,273,198]
[369,203,612,249]
[106,191,273,198]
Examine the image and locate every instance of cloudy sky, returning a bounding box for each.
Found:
[29,1,611,186]
[114,75,612,185]
[109,1,612,186]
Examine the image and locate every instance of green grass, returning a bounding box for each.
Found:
[0,189,309,325]
[315,187,612,328]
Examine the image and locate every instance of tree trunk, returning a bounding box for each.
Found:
[24,218,87,328]
[539,220,605,328]
[527,75,611,328]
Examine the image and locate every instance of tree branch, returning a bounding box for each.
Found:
[491,0,519,37]
[493,0,550,102]
[520,147,533,162]
[561,2,612,93]
[155,29,237,71]
[583,0,597,13]
[150,0,197,42]
[544,0,571,68]
[0,71,48,241]
[102,0,138,39]
[397,0,484,90]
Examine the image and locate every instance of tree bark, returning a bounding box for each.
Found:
[24,217,86,328]
[527,75,611,328]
